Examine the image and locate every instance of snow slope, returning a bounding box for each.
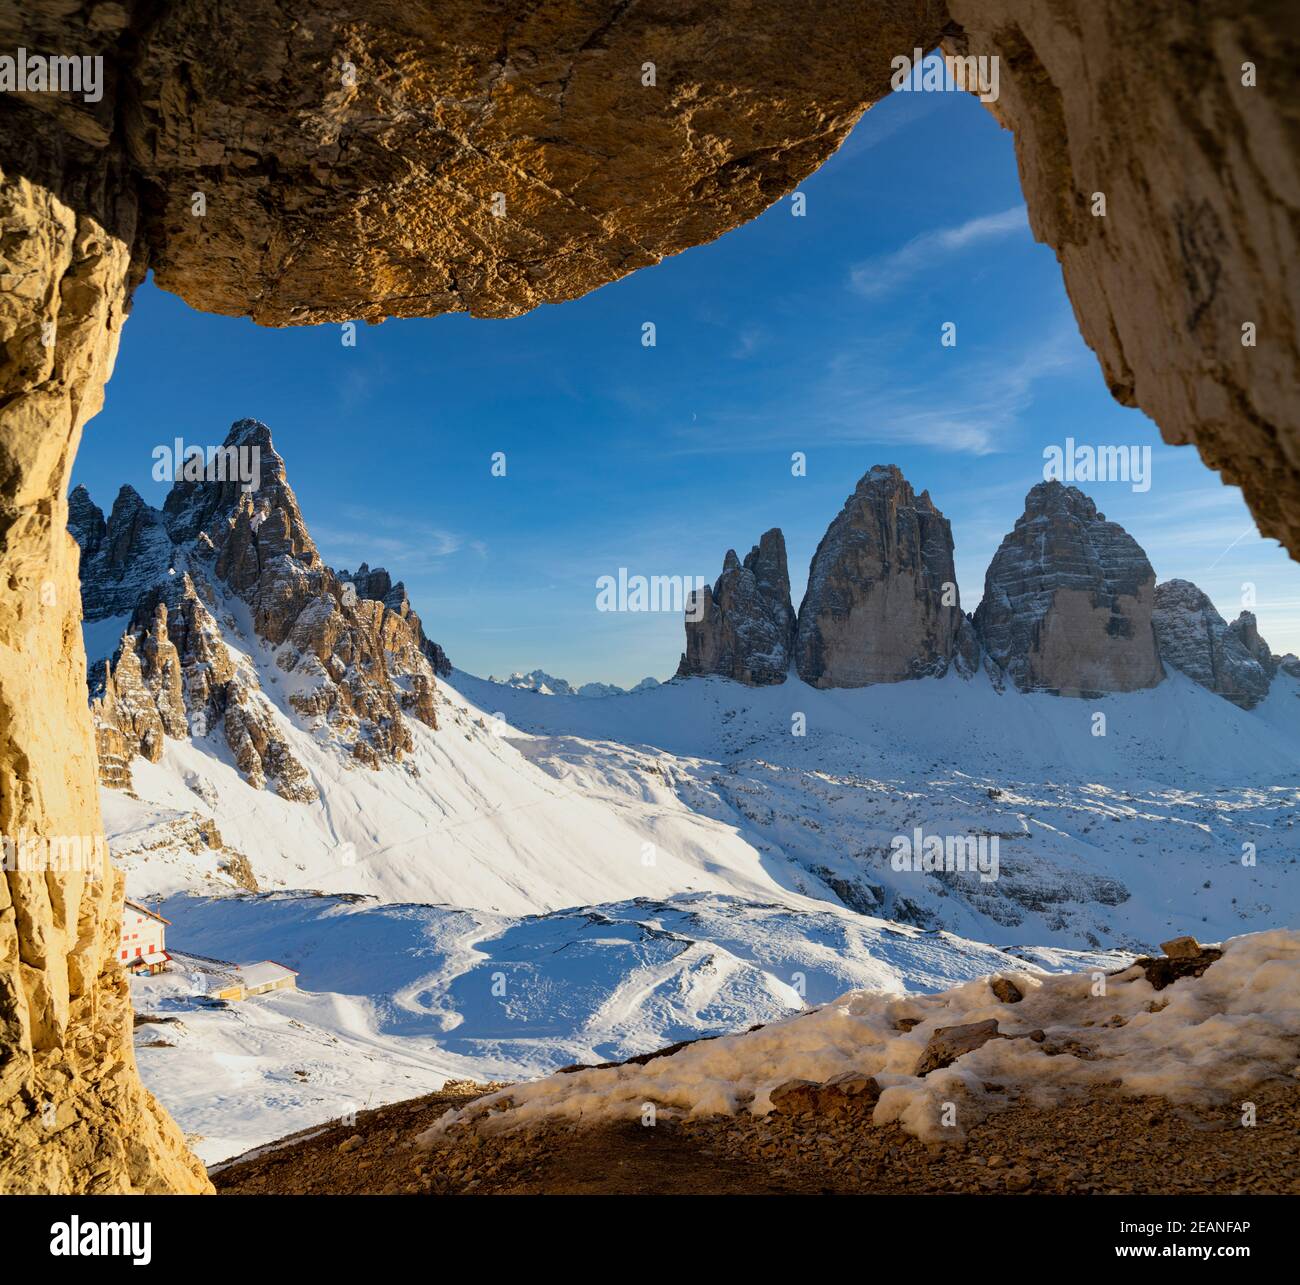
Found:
[104,612,1297,1164]
[109,657,1300,949]
[445,666,1300,949]
[132,889,1125,1164]
[424,927,1300,1145]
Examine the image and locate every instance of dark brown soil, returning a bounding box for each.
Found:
[213,1076,1300,1196]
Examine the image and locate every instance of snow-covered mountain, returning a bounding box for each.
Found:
[72,420,1299,1165]
[487,669,661,698]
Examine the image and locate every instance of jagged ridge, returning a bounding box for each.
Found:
[73,419,453,794]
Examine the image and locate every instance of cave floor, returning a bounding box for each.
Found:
[211,1077,1300,1196]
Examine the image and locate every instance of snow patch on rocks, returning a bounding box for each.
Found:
[423,929,1299,1144]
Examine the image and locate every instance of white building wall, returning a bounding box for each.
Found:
[119,908,166,964]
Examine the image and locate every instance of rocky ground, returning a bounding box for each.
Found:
[213,1075,1300,1197]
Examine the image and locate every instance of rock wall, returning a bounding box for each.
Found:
[0,167,209,1191]
[943,0,1300,556]
[678,530,796,686]
[794,466,977,688]
[123,0,949,325]
[974,482,1163,696]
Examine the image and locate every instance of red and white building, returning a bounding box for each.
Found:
[119,899,171,975]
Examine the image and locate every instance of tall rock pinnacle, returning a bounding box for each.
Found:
[794,465,977,687]
[1152,580,1273,708]
[678,529,796,685]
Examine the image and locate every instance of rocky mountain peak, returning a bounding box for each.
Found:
[77,485,175,620]
[68,483,106,552]
[165,418,317,564]
[1151,580,1273,708]
[794,465,976,687]
[1227,610,1277,680]
[73,419,452,792]
[974,481,1162,696]
[671,470,1292,707]
[678,527,796,686]
[1022,478,1102,522]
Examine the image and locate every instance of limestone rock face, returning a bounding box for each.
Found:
[678,530,796,685]
[1151,580,1273,709]
[339,562,453,678]
[795,466,978,688]
[975,482,1163,696]
[74,485,175,620]
[1227,612,1278,680]
[73,420,450,794]
[0,163,209,1194]
[942,0,1300,559]
[121,0,949,326]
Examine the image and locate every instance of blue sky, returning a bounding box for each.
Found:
[73,70,1299,685]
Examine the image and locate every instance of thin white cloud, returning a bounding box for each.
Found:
[730,325,767,360]
[656,321,1083,460]
[312,503,465,575]
[849,206,1030,300]
[812,326,1079,456]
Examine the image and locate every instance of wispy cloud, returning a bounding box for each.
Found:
[659,319,1083,460]
[849,206,1030,300]
[730,324,767,360]
[813,326,1080,455]
[312,504,465,576]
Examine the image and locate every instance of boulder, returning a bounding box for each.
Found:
[1137,941,1224,991]
[914,1019,1005,1076]
[990,977,1024,1004]
[769,1073,881,1117]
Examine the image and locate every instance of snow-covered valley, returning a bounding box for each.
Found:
[74,422,1298,1167]
[110,653,1298,1164]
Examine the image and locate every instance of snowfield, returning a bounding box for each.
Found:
[422,927,1300,1145]
[110,660,1300,947]
[104,621,1298,1165]
[133,890,1124,1164]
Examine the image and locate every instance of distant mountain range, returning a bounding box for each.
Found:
[487,669,661,698]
